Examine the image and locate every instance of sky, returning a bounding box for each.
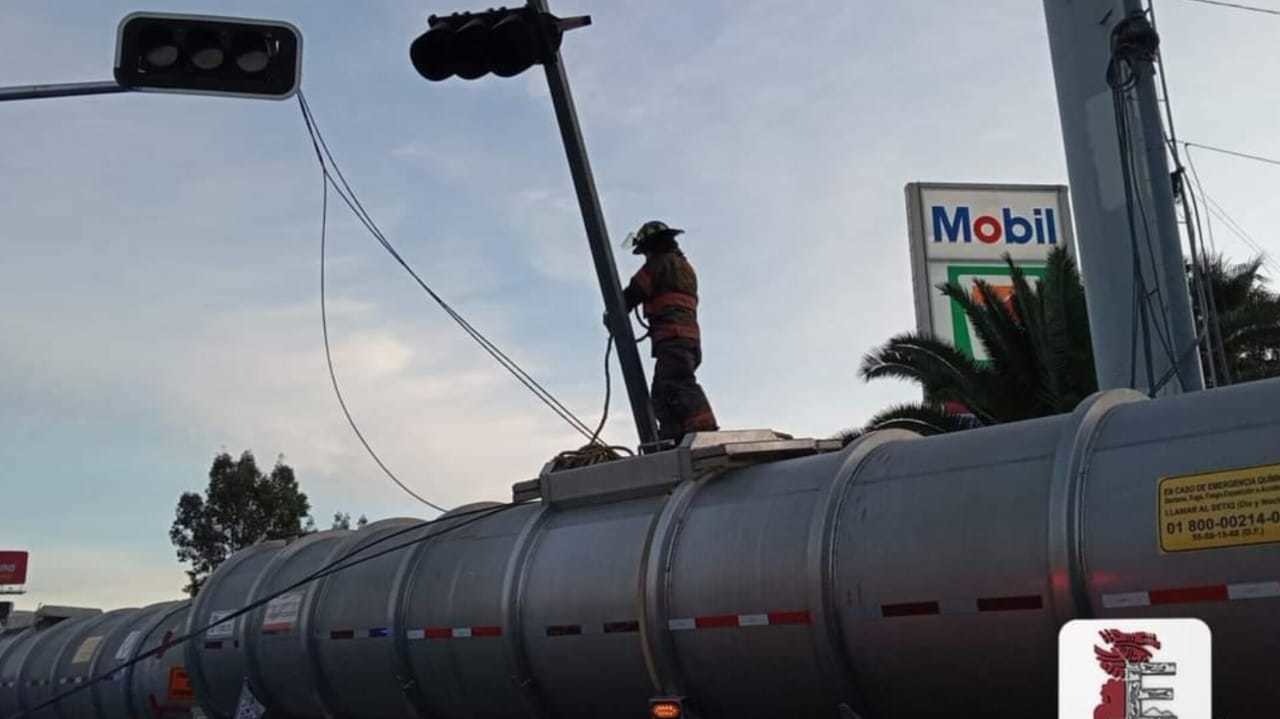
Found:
[1,0,1276,610]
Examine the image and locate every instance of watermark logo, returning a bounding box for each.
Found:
[1060,619,1211,718]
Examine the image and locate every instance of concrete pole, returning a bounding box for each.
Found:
[1042,0,1203,394]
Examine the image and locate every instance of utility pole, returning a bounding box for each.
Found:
[1043,0,1204,395]
[529,0,660,447]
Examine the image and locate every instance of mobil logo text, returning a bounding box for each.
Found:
[932,205,1059,245]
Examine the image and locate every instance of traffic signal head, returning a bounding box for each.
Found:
[411,7,588,82]
[115,12,302,99]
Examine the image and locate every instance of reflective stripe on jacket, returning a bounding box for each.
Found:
[624,250,700,342]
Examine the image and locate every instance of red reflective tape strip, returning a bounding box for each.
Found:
[881,601,941,618]
[423,627,452,639]
[766,610,811,625]
[976,595,1044,612]
[646,292,698,313]
[545,625,582,637]
[604,620,640,634]
[650,324,701,342]
[471,625,503,637]
[694,614,739,629]
[329,629,355,640]
[1149,585,1229,605]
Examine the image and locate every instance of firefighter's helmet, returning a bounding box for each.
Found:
[624,220,684,255]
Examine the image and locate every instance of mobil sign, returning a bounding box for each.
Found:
[0,551,28,585]
[906,183,1075,360]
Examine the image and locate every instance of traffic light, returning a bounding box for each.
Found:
[410,7,590,82]
[114,12,302,99]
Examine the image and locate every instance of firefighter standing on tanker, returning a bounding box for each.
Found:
[621,220,719,442]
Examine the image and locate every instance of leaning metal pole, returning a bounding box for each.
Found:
[0,81,127,102]
[531,0,660,447]
[1042,0,1204,395]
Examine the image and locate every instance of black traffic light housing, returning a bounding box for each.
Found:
[410,6,590,82]
[114,12,302,99]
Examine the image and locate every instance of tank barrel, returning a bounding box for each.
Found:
[4,380,1280,718]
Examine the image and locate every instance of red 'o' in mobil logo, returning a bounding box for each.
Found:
[931,205,1058,245]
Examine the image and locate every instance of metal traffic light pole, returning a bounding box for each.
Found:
[0,81,127,102]
[528,0,661,448]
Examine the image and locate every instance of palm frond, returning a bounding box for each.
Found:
[859,333,1003,423]
[863,402,979,436]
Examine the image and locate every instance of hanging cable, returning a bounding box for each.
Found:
[1180,0,1280,16]
[1183,141,1280,168]
[319,172,447,512]
[545,333,632,471]
[1109,49,1159,392]
[296,91,611,446]
[9,502,518,719]
[1108,17,1198,393]
[1186,148,1280,275]
[1182,176,1235,384]
[1145,5,1224,386]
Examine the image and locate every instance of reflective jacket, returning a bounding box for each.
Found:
[623,249,700,342]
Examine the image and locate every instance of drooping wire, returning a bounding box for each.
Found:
[1180,166,1234,384]
[299,92,593,439]
[590,333,614,445]
[295,91,609,446]
[1180,0,1280,16]
[1183,141,1280,168]
[1186,146,1280,275]
[1145,3,1226,386]
[319,171,447,512]
[545,334,633,470]
[1109,54,1160,392]
[8,502,519,719]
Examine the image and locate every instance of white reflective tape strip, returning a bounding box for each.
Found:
[938,599,979,615]
[1102,592,1152,608]
[667,618,696,631]
[451,627,471,638]
[737,614,768,627]
[1227,581,1280,600]
[405,629,425,640]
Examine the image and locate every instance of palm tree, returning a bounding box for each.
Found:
[857,247,1095,435]
[856,248,1280,437]
[1196,255,1280,384]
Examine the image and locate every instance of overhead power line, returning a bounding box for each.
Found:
[1180,0,1280,16]
[1183,141,1280,168]
[296,92,609,452]
[1184,145,1280,276]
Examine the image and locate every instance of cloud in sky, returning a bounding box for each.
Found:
[2,0,1276,609]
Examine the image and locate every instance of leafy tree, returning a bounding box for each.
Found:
[1195,255,1280,383]
[170,451,311,596]
[858,247,1095,435]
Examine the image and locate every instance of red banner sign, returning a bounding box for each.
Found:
[0,551,29,585]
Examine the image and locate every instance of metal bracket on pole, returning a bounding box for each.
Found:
[529,0,660,448]
[0,81,128,103]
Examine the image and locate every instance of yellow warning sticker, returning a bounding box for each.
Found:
[71,635,103,664]
[1159,463,1280,552]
